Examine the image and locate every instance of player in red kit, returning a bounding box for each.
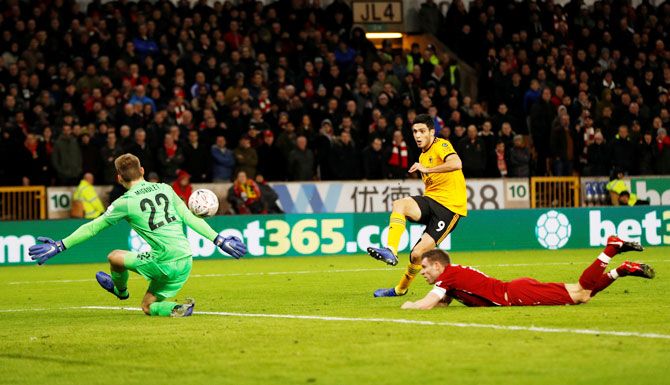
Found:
[401,235,655,310]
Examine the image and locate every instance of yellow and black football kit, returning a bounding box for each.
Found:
[383,137,468,295]
[412,138,467,243]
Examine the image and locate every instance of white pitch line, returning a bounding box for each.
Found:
[64,306,670,340]
[6,259,669,285]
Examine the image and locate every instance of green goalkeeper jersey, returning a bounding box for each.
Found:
[62,180,219,263]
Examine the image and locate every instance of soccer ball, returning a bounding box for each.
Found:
[188,189,219,217]
[535,210,571,250]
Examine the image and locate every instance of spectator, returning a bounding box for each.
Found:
[72,173,105,219]
[233,136,258,179]
[52,125,82,186]
[79,133,101,178]
[171,170,193,204]
[255,174,283,214]
[610,125,636,175]
[387,130,408,179]
[288,136,315,181]
[656,128,670,174]
[227,170,264,214]
[183,130,210,183]
[128,128,155,174]
[315,119,335,180]
[157,133,184,183]
[257,130,285,182]
[509,135,530,177]
[118,125,134,152]
[331,131,360,180]
[458,125,486,178]
[129,85,156,113]
[362,137,387,180]
[211,136,235,182]
[479,121,498,177]
[637,132,657,176]
[529,87,556,175]
[18,133,50,186]
[495,142,508,177]
[100,131,123,184]
[585,132,610,177]
[550,113,574,176]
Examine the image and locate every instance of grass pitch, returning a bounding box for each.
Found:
[1,248,669,385]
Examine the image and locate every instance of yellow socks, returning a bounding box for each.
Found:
[387,212,406,255]
[395,263,423,294]
[387,211,418,294]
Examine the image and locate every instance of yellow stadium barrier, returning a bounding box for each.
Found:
[0,186,46,221]
[530,177,580,208]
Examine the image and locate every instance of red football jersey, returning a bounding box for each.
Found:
[431,264,509,307]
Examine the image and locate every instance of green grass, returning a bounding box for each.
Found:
[1,248,669,385]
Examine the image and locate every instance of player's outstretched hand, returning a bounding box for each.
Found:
[214,235,247,259]
[29,237,66,265]
[408,162,428,174]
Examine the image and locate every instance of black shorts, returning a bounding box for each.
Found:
[411,196,461,244]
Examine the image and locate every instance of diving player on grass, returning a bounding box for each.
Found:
[28,154,247,317]
[401,236,654,309]
[368,114,467,297]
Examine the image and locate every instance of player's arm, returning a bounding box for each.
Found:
[170,189,247,258]
[401,292,443,310]
[29,201,127,265]
[409,154,462,174]
[409,141,462,174]
[401,286,448,310]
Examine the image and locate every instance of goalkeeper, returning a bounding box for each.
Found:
[29,154,247,317]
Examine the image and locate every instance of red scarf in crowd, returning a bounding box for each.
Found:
[164,143,177,158]
[233,180,261,204]
[25,141,38,158]
[171,171,193,203]
[388,141,408,168]
[496,148,507,176]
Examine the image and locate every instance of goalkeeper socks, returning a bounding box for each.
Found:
[578,253,610,290]
[149,301,179,317]
[387,212,406,255]
[394,263,423,294]
[111,270,129,297]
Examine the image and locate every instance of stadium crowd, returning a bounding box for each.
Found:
[2,0,670,188]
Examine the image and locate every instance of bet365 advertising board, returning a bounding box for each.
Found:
[2,206,670,266]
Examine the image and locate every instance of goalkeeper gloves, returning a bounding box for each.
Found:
[214,235,247,259]
[29,237,66,265]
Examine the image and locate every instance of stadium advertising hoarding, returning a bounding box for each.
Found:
[2,206,669,266]
[271,178,530,213]
[46,179,529,218]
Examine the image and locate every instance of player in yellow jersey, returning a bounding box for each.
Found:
[368,113,467,297]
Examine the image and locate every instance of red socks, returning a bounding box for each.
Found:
[588,274,616,297]
[578,247,617,290]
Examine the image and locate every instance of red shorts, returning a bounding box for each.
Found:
[505,278,575,306]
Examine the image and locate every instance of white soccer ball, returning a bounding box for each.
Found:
[535,210,571,250]
[188,189,219,217]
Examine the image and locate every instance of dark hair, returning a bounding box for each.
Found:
[413,113,435,131]
[422,249,451,265]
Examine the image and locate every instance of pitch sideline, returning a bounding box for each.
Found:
[2,305,669,340]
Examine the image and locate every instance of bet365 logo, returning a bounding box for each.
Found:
[535,210,572,250]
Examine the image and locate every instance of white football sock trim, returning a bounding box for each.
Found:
[597,253,612,264]
[608,269,619,280]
